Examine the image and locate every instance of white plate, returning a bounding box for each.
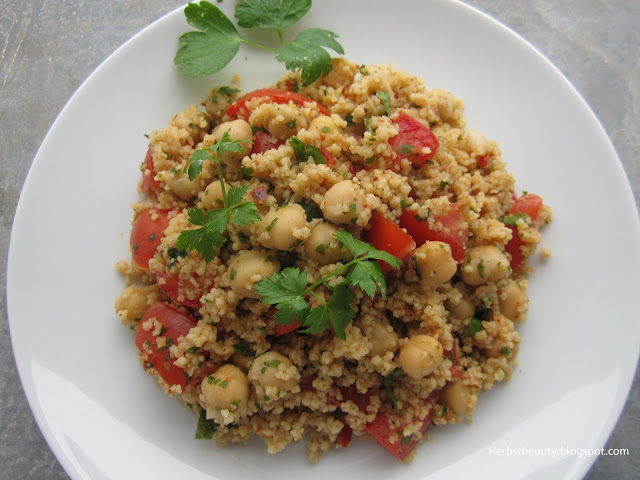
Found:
[8,1,640,479]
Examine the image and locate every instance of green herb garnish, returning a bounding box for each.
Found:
[382,367,403,413]
[176,132,261,261]
[462,317,484,338]
[376,91,391,116]
[500,212,532,227]
[255,230,402,339]
[289,137,326,164]
[175,0,344,86]
[195,408,218,439]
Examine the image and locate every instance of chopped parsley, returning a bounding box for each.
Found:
[195,408,218,439]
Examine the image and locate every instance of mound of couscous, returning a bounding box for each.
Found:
[115,58,550,462]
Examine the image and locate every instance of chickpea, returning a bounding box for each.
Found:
[164,170,205,200]
[441,381,472,416]
[114,285,159,324]
[460,128,490,156]
[398,334,443,379]
[369,322,399,357]
[258,204,307,251]
[200,180,227,210]
[248,351,297,392]
[228,250,280,299]
[461,245,510,286]
[304,222,345,265]
[308,116,342,136]
[320,180,366,225]
[445,284,475,321]
[499,282,529,322]
[409,241,457,287]
[266,105,308,139]
[212,120,253,164]
[200,364,248,413]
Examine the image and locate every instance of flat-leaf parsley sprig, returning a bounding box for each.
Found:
[174,0,344,86]
[176,132,261,261]
[255,230,403,340]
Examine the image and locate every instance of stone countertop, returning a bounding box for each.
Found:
[1,1,638,478]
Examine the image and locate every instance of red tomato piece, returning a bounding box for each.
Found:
[365,391,438,461]
[226,88,331,120]
[135,302,197,389]
[509,193,543,221]
[274,318,300,336]
[299,374,317,392]
[267,307,300,336]
[476,153,491,169]
[251,129,285,155]
[504,193,544,270]
[365,211,416,272]
[399,203,466,262]
[320,147,338,167]
[130,209,171,271]
[141,149,159,193]
[389,113,440,168]
[340,385,371,412]
[336,424,353,448]
[156,272,203,309]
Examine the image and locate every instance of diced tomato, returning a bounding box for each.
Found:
[156,272,203,309]
[504,193,543,270]
[135,302,197,389]
[267,307,300,336]
[130,209,171,271]
[274,318,300,336]
[365,211,416,273]
[340,385,371,412]
[509,193,543,222]
[141,149,159,192]
[299,374,317,392]
[365,391,439,461]
[251,129,284,155]
[226,88,331,120]
[399,203,467,262]
[389,113,440,168]
[443,341,463,380]
[320,147,338,167]
[336,424,353,448]
[477,153,491,169]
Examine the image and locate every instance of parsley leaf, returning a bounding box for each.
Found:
[255,267,309,304]
[376,91,391,116]
[276,28,344,86]
[301,284,355,340]
[255,230,402,339]
[183,131,248,181]
[195,408,218,439]
[345,261,386,299]
[235,0,311,30]
[382,367,403,413]
[176,208,228,262]
[175,1,344,86]
[462,317,484,338]
[336,230,403,269]
[176,133,261,261]
[289,136,326,164]
[175,2,243,77]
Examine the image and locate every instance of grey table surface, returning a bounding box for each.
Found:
[1,0,638,478]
